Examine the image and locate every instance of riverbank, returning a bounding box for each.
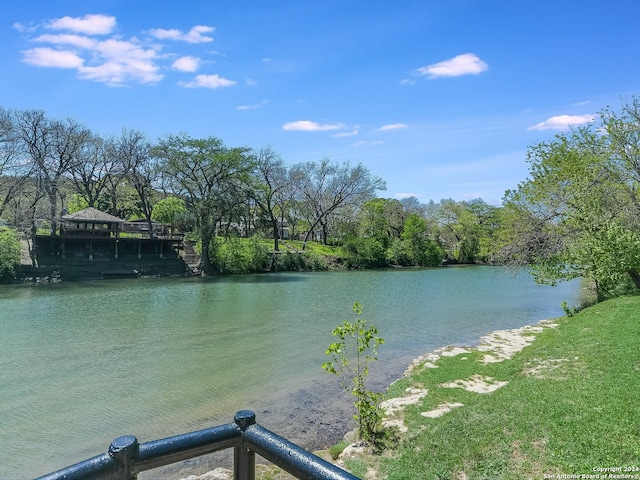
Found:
[181,295,640,480]
[336,295,640,479]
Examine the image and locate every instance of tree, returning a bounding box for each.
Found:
[0,109,45,265]
[98,177,142,220]
[13,110,91,235]
[0,227,21,279]
[465,198,501,262]
[68,134,115,208]
[66,193,89,213]
[291,159,385,248]
[430,198,501,264]
[357,198,405,249]
[151,196,186,236]
[402,213,444,266]
[250,147,289,252]
[430,199,458,261]
[0,107,34,219]
[155,133,255,275]
[323,303,386,446]
[116,129,158,229]
[500,100,640,300]
[342,235,387,268]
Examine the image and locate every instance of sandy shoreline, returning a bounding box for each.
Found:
[176,317,560,480]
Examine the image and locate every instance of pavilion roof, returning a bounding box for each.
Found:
[62,207,125,223]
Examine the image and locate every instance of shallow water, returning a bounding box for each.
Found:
[0,267,584,479]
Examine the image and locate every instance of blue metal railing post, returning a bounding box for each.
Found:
[234,410,256,480]
[108,435,139,480]
[241,422,361,480]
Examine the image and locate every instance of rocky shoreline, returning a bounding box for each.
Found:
[170,318,560,480]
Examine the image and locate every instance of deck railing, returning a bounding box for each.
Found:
[35,410,360,480]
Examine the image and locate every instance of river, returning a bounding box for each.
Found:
[0,266,584,479]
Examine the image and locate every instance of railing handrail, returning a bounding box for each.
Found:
[34,410,360,480]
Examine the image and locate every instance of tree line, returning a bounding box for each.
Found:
[2,99,640,302]
[0,106,502,274]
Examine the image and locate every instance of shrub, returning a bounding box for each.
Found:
[278,250,306,271]
[342,236,387,268]
[0,227,21,280]
[213,236,269,274]
[414,238,445,267]
[305,252,329,271]
[322,303,386,447]
[385,237,410,266]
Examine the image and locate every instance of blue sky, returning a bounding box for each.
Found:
[2,1,639,205]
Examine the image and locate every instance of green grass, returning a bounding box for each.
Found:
[216,236,342,259]
[377,295,640,479]
[280,238,342,256]
[328,440,351,460]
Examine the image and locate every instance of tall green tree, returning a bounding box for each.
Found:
[402,213,444,266]
[433,198,488,263]
[501,100,640,301]
[154,134,255,275]
[151,196,186,236]
[358,198,405,249]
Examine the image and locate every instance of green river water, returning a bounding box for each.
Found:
[0,267,584,479]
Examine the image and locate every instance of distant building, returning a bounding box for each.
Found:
[61,207,125,238]
[45,207,181,261]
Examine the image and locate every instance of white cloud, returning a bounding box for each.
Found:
[46,14,116,35]
[172,56,200,72]
[236,99,269,110]
[18,15,220,87]
[13,22,38,33]
[148,25,214,43]
[184,25,215,43]
[79,61,163,85]
[282,120,345,132]
[375,123,408,132]
[394,192,421,199]
[34,33,97,49]
[461,192,485,200]
[180,74,236,89]
[528,114,595,131]
[148,28,180,40]
[331,129,359,137]
[21,47,84,68]
[417,53,488,79]
[22,35,163,84]
[353,140,384,147]
[400,78,415,86]
[82,38,162,84]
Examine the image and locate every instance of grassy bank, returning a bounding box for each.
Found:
[337,295,640,479]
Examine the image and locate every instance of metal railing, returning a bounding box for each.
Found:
[35,410,360,480]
